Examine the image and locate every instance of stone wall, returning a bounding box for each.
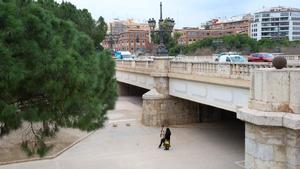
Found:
[245,123,300,169]
[142,96,199,126]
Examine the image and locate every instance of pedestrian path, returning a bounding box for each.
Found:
[0,97,244,169]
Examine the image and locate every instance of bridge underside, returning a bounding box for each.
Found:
[169,78,249,112]
[118,81,241,124]
[116,70,249,113]
[118,82,149,96]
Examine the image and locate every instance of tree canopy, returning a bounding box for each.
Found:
[0,0,116,156]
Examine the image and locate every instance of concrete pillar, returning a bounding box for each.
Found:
[238,68,300,169]
[142,57,199,126]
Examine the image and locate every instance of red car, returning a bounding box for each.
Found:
[248,53,274,62]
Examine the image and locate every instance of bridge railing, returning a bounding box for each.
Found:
[278,55,300,62]
[116,59,300,80]
[116,59,153,73]
[169,61,300,80]
[173,55,214,61]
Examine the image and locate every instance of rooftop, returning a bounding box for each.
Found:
[256,6,300,13]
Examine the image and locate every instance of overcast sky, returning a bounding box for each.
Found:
[55,0,300,28]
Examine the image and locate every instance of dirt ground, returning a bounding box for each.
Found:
[0,124,89,163]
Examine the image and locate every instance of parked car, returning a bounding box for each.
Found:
[218,55,247,63]
[248,53,274,62]
[214,52,241,61]
[114,51,134,60]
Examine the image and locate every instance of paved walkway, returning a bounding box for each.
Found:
[0,97,244,169]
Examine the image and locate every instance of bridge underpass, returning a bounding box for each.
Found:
[118,81,243,122]
[116,82,245,168]
[116,57,300,168]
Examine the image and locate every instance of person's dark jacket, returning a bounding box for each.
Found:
[165,128,171,140]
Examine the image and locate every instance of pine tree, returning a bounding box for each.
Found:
[0,0,116,156]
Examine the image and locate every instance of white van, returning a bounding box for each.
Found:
[218,55,247,63]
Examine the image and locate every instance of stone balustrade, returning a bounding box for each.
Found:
[116,59,153,74]
[172,55,214,61]
[278,55,300,61]
[116,59,300,80]
[170,61,300,80]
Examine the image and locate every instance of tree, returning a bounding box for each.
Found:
[37,0,108,50]
[0,0,116,156]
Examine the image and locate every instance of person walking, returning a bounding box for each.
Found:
[158,125,165,148]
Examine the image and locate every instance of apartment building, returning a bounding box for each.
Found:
[251,7,300,41]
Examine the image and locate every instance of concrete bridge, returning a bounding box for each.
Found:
[116,57,299,114]
[116,56,300,169]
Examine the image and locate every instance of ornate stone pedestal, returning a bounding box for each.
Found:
[238,69,300,169]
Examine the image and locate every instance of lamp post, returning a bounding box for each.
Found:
[108,23,114,51]
[148,2,175,56]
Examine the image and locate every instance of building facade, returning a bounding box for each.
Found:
[209,14,252,35]
[115,29,152,53]
[176,14,252,45]
[175,28,234,45]
[103,19,152,54]
[251,6,300,41]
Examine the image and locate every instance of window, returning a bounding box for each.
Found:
[293,27,300,30]
[294,22,300,25]
[226,57,231,62]
[280,22,289,26]
[280,13,289,17]
[293,32,300,35]
[280,27,289,31]
[292,17,300,21]
[271,18,280,21]
[262,13,270,17]
[262,28,272,31]
[262,23,271,26]
[262,18,270,22]
[280,17,289,21]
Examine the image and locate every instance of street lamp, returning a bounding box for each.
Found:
[108,23,114,51]
[148,2,175,56]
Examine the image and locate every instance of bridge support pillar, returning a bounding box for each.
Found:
[142,89,199,126]
[237,69,300,169]
[141,57,199,126]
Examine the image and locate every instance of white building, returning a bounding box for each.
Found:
[251,6,300,41]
